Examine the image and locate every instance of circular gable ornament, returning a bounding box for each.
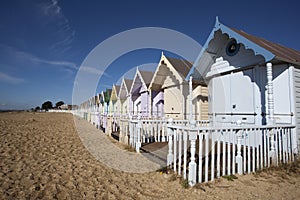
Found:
[226,40,240,56]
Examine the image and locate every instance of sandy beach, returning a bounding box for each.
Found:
[1,112,300,199]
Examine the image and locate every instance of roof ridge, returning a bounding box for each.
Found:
[231,27,300,64]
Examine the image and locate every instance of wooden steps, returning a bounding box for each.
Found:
[140,142,168,168]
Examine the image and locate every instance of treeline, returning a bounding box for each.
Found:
[34,101,64,111]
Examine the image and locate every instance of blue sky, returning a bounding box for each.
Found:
[0,0,299,109]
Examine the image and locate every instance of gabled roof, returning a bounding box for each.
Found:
[104,89,112,103]
[231,28,300,65]
[124,79,133,92]
[139,70,154,87]
[149,52,195,90]
[166,57,193,78]
[187,17,300,80]
[100,91,105,104]
[130,68,154,94]
[97,93,101,104]
[94,95,98,104]
[110,84,120,102]
[118,78,133,99]
[115,85,121,95]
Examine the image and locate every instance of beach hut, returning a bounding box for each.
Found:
[104,89,112,114]
[109,84,121,115]
[118,78,133,116]
[95,93,101,128]
[129,68,154,117]
[99,91,105,114]
[187,17,300,152]
[149,52,208,120]
[91,95,98,125]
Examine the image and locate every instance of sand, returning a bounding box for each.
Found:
[0,112,300,199]
[74,115,161,173]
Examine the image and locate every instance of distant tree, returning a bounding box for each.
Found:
[34,106,41,112]
[55,101,64,108]
[42,101,53,111]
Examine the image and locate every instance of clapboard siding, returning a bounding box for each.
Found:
[200,86,209,120]
[294,67,300,145]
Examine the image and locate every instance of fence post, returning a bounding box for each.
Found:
[136,117,142,153]
[162,117,166,142]
[106,116,112,136]
[119,119,123,143]
[132,121,137,149]
[269,128,277,165]
[124,120,129,145]
[129,116,133,146]
[183,130,188,179]
[167,118,174,167]
[236,121,243,175]
[103,114,107,133]
[188,120,197,186]
[96,111,99,129]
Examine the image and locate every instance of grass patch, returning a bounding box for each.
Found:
[222,174,238,181]
[254,158,300,177]
[156,166,174,174]
[180,178,189,189]
[169,174,177,182]
[156,167,190,188]
[194,183,206,192]
[124,145,136,152]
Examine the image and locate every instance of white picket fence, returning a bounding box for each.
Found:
[72,109,297,186]
[119,118,209,152]
[166,120,296,186]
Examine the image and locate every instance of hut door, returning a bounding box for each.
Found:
[230,69,256,124]
[272,66,293,124]
[211,69,256,125]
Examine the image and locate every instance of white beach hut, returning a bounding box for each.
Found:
[187,17,300,152]
[149,52,208,120]
[118,78,133,117]
[129,68,154,118]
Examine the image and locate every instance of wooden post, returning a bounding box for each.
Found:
[188,131,197,185]
[119,119,123,143]
[270,128,277,165]
[133,121,137,148]
[267,62,274,125]
[129,117,133,146]
[236,120,243,175]
[205,132,209,182]
[173,129,177,172]
[189,76,193,121]
[167,118,174,167]
[106,116,112,136]
[148,89,152,118]
[128,94,131,116]
[266,62,277,164]
[136,117,142,153]
[162,117,166,142]
[181,130,187,179]
[188,120,197,186]
[178,130,182,176]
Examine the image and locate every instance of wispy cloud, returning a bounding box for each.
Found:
[40,0,61,17]
[32,57,77,70]
[80,66,112,78]
[37,0,75,54]
[0,71,25,84]
[0,44,77,71]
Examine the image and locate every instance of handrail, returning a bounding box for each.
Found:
[167,123,295,130]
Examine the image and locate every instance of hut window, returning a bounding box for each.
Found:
[226,39,240,56]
